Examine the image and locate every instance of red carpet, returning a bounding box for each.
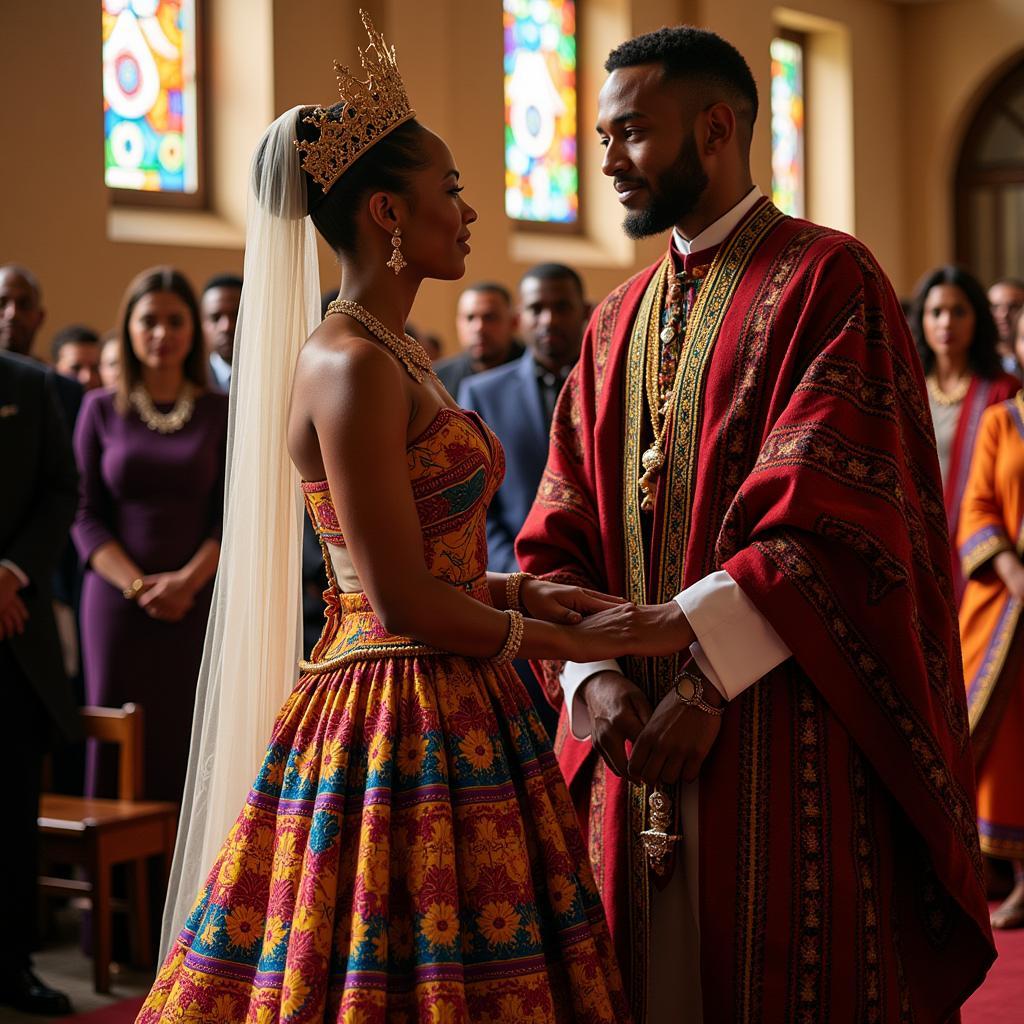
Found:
[962,910,1024,1022]
[65,996,145,1023]
[48,937,1021,1023]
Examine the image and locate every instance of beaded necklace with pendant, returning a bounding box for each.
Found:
[637,264,708,512]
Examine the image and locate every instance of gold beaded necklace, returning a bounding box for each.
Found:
[926,373,971,407]
[325,299,436,384]
[129,382,196,434]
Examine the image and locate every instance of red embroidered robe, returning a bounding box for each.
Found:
[516,201,995,1024]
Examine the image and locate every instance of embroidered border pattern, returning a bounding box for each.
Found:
[816,514,908,604]
[786,681,832,1024]
[965,593,1022,729]
[754,533,984,882]
[978,817,1024,860]
[654,203,787,646]
[960,524,1011,579]
[533,470,598,526]
[796,353,897,425]
[702,225,823,568]
[734,680,771,1023]
[588,761,607,893]
[850,749,884,1024]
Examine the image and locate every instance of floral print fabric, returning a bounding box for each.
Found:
[139,408,627,1023]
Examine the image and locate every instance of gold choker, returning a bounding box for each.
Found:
[129,383,196,434]
[325,299,436,384]
[926,374,971,407]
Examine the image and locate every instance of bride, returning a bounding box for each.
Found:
[138,14,674,1024]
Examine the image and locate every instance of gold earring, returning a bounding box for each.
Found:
[386,227,407,274]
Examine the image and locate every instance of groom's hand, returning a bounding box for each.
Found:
[581,671,652,778]
[628,683,723,786]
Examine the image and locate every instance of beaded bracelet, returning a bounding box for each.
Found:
[505,571,535,614]
[496,609,525,662]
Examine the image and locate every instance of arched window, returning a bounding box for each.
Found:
[102,0,204,207]
[956,57,1024,284]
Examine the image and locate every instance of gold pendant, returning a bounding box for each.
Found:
[640,788,681,876]
[638,444,664,512]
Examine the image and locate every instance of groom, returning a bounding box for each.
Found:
[518,25,994,1024]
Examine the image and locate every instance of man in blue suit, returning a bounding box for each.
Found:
[459,264,587,734]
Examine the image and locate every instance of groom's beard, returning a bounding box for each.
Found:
[622,135,709,240]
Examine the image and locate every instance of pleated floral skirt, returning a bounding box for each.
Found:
[137,596,627,1024]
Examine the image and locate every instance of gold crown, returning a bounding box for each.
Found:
[295,10,416,194]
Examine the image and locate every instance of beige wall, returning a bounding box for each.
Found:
[2,2,246,357]
[1,0,1017,361]
[902,0,1024,293]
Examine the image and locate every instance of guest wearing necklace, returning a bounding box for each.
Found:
[910,264,1017,602]
[72,267,228,803]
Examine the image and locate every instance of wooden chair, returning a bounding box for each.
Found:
[38,703,178,994]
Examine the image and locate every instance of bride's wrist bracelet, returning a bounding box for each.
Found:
[496,609,525,662]
[505,571,535,614]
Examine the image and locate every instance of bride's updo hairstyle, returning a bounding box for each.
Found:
[295,105,430,257]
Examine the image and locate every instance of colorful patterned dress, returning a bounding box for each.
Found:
[138,406,627,1024]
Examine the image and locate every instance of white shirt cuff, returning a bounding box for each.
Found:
[0,560,29,588]
[560,659,621,740]
[674,570,790,700]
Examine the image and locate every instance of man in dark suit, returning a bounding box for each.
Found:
[459,265,587,735]
[0,264,82,427]
[0,350,80,1014]
[435,282,523,397]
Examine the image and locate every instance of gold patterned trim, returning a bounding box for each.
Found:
[299,639,440,673]
[619,201,785,1022]
[961,531,1012,581]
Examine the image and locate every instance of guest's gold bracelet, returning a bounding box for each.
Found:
[122,577,144,602]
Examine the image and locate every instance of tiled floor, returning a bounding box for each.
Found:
[0,910,152,1023]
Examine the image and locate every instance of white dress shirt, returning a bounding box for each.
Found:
[561,186,792,740]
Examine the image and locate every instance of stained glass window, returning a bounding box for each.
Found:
[770,35,805,218]
[503,0,578,226]
[102,0,200,195]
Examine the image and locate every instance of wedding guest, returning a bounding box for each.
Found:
[459,263,588,737]
[0,350,79,1015]
[0,264,45,357]
[434,282,522,396]
[459,264,587,575]
[200,274,242,393]
[0,264,81,426]
[959,311,1024,928]
[989,278,1024,374]
[910,265,1018,601]
[72,267,228,804]
[98,331,120,389]
[52,325,102,393]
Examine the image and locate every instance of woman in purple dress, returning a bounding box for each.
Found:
[72,267,228,803]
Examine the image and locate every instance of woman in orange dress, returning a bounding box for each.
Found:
[136,16,674,1024]
[959,312,1024,929]
[910,265,1018,602]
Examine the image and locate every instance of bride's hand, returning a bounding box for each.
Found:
[561,600,695,663]
[520,577,626,625]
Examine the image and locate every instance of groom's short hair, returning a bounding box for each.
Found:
[605,26,759,131]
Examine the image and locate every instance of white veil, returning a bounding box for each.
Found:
[160,107,321,956]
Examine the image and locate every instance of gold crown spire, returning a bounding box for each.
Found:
[295,10,416,194]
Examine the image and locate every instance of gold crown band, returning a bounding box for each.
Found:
[295,10,416,195]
